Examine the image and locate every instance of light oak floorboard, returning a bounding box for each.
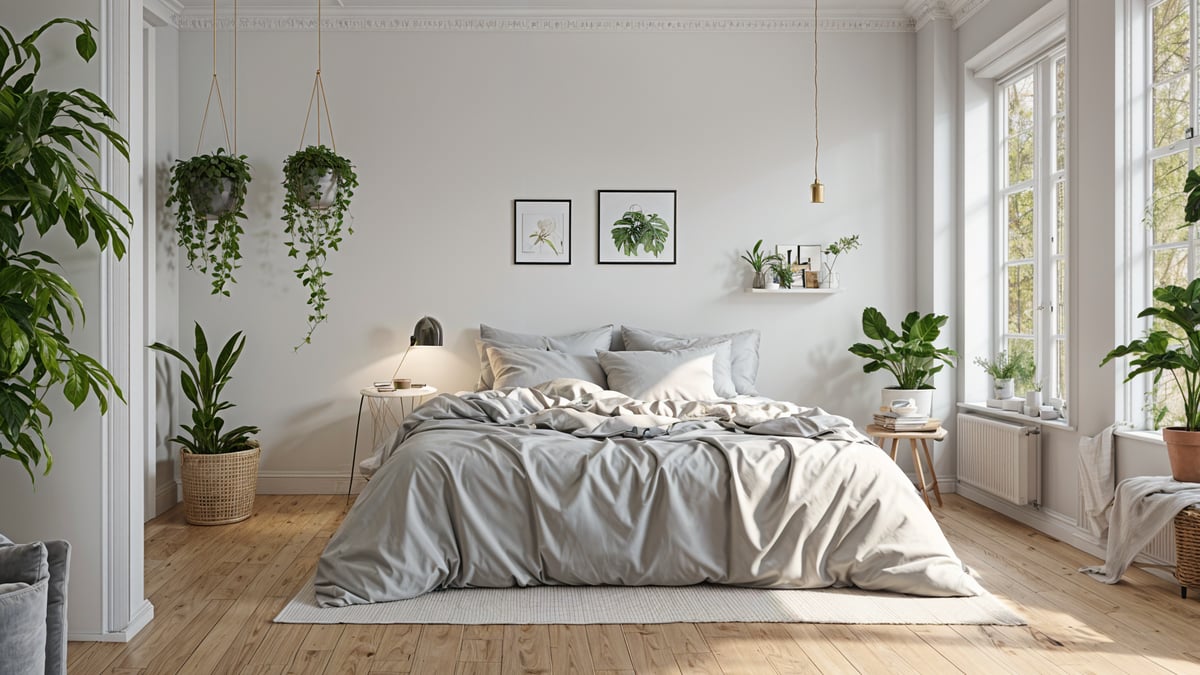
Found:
[66,494,1200,675]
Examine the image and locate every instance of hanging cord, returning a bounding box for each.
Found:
[298,0,337,151]
[234,0,238,153]
[196,0,232,153]
[812,0,819,183]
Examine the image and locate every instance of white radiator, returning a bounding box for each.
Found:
[956,413,1040,506]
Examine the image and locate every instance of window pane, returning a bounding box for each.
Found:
[1153,380,1186,429]
[1005,74,1035,136]
[1007,264,1035,335]
[1007,189,1034,260]
[1055,338,1067,402]
[1152,247,1190,324]
[1007,132,1035,185]
[1055,115,1066,172]
[1055,259,1066,335]
[1153,0,1190,82]
[1150,151,1189,244]
[1153,76,1191,147]
[1055,180,1065,254]
[1055,57,1066,114]
[1006,337,1036,393]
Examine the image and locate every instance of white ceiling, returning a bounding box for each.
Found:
[177,0,913,11]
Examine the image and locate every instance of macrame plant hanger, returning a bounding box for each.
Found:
[196,0,238,154]
[298,0,337,152]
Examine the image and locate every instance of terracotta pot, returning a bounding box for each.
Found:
[1161,427,1200,483]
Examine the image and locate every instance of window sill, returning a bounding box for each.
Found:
[1113,428,1165,447]
[957,402,1075,431]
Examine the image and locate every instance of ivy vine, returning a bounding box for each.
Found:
[281,144,357,348]
[165,148,252,297]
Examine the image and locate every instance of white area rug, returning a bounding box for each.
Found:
[275,582,1025,626]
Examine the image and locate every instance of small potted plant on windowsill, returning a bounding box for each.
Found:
[848,307,958,417]
[973,350,1033,399]
[741,239,782,289]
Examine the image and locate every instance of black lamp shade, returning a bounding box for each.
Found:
[411,316,443,347]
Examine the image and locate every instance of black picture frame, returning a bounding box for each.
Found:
[597,189,677,265]
[513,199,572,265]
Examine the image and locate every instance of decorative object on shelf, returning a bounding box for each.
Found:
[741,239,781,289]
[598,190,676,264]
[514,200,571,264]
[391,316,444,383]
[848,307,958,417]
[809,0,824,203]
[282,0,358,348]
[168,0,250,297]
[821,234,860,289]
[973,350,1033,400]
[0,18,129,481]
[1102,276,1200,482]
[769,260,794,289]
[775,244,822,287]
[149,323,261,525]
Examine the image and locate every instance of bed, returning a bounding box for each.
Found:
[313,325,982,607]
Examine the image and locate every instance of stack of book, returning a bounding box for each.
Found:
[873,411,941,432]
[373,380,395,392]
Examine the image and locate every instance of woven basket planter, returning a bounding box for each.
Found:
[180,446,260,526]
[1176,507,1200,599]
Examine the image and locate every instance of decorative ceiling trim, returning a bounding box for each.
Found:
[174,10,916,33]
[950,0,991,29]
[904,1,952,32]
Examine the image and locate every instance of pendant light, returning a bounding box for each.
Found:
[810,0,825,204]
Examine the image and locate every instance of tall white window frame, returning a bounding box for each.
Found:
[994,47,1069,405]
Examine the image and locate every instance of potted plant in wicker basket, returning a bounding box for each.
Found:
[150,323,261,525]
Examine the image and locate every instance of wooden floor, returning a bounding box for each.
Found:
[68,494,1200,675]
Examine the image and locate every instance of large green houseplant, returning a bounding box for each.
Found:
[281,144,357,348]
[149,323,261,525]
[166,148,252,297]
[848,307,958,417]
[0,18,129,480]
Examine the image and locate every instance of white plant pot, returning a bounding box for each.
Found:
[993,378,1015,399]
[764,280,780,290]
[1025,390,1042,412]
[305,170,340,210]
[881,388,934,417]
[188,177,238,220]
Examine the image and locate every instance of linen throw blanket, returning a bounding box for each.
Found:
[316,382,984,607]
[1080,476,1200,583]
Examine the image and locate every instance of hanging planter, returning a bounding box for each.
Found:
[167,149,252,297]
[281,144,358,347]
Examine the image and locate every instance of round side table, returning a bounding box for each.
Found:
[348,386,437,501]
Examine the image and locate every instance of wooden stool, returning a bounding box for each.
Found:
[865,424,946,509]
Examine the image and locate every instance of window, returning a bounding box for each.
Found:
[1146,0,1197,426]
[996,49,1068,402]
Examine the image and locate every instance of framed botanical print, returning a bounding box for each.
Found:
[597,190,676,264]
[514,200,571,264]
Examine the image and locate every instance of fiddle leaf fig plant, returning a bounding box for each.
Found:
[0,18,129,480]
[611,207,669,257]
[281,144,358,348]
[166,148,252,297]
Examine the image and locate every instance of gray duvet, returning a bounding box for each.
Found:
[315,382,983,607]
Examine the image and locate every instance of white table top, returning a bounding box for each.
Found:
[360,386,437,398]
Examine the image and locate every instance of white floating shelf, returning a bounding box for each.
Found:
[745,287,842,294]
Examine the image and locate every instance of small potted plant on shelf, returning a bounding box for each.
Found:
[150,323,261,525]
[166,148,253,297]
[281,144,358,348]
[848,307,958,417]
[769,261,795,289]
[973,350,1032,399]
[821,234,860,289]
[741,239,782,289]
[1102,276,1200,482]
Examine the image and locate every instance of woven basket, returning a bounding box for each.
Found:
[1175,507,1200,599]
[180,446,260,526]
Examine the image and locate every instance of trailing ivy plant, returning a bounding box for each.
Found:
[166,148,252,297]
[0,18,129,480]
[611,207,669,257]
[281,144,357,348]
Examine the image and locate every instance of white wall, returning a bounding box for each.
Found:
[175,26,918,489]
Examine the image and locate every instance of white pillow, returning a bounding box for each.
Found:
[475,324,614,390]
[620,326,760,395]
[487,345,607,390]
[597,344,730,401]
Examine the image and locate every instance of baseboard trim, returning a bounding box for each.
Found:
[956,483,1106,560]
[154,480,178,516]
[257,470,363,495]
[69,599,154,642]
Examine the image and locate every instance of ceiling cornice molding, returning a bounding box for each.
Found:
[950,0,990,29]
[174,9,916,33]
[903,1,951,31]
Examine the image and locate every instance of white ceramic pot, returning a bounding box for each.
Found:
[1025,390,1043,410]
[764,279,780,290]
[305,170,340,210]
[993,378,1015,399]
[881,388,934,417]
[188,177,238,220]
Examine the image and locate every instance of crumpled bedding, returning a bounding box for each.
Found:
[316,381,982,606]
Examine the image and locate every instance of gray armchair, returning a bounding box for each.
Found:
[0,534,70,675]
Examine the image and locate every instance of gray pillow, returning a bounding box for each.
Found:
[475,324,614,390]
[597,345,728,401]
[0,541,49,675]
[487,345,607,390]
[621,326,761,395]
